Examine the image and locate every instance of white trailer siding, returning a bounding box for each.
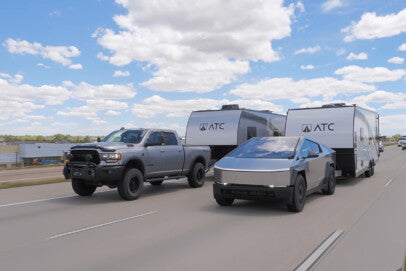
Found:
[185,110,242,146]
[285,107,354,148]
[286,105,379,177]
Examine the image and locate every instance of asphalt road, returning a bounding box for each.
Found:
[0,146,404,271]
[0,166,64,183]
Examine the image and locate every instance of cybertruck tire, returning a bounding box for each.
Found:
[287,174,306,212]
[322,167,336,195]
[72,179,97,196]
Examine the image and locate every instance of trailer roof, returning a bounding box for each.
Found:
[192,108,286,117]
[287,104,377,114]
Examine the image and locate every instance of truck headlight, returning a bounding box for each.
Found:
[101,153,121,163]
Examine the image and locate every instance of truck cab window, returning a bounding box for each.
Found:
[309,141,321,153]
[299,140,311,158]
[147,132,162,145]
[163,132,178,145]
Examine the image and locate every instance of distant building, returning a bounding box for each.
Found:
[0,143,77,168]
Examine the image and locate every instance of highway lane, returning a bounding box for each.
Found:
[0,166,64,183]
[0,146,404,271]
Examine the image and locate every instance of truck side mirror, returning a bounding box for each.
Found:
[307,150,319,158]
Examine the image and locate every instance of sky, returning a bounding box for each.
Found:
[0,0,405,136]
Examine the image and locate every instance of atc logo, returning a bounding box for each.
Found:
[199,123,208,131]
[302,124,312,133]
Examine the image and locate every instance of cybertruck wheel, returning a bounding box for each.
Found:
[72,179,97,196]
[118,168,144,200]
[188,162,205,188]
[287,174,306,212]
[322,167,336,195]
[215,197,234,206]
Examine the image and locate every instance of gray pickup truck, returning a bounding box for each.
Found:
[63,128,211,200]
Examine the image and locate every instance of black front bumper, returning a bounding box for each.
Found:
[213,182,294,202]
[63,163,124,185]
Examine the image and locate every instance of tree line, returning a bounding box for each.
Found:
[0,134,100,143]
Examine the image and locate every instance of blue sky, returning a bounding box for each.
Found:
[0,0,405,136]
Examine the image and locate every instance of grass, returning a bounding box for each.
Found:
[0,164,64,171]
[0,177,69,189]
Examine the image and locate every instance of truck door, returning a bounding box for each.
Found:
[144,132,166,177]
[298,140,318,189]
[163,132,184,175]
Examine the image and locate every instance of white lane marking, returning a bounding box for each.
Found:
[295,230,343,271]
[0,190,111,209]
[384,179,393,187]
[48,211,158,240]
[0,175,63,183]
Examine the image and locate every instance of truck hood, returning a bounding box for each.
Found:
[71,142,142,152]
[214,157,293,172]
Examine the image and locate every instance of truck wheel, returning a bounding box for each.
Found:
[215,197,234,206]
[322,167,336,195]
[118,168,144,200]
[287,174,306,212]
[188,162,205,188]
[150,180,163,186]
[72,179,97,196]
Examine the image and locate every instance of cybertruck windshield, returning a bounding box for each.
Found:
[102,130,147,144]
[228,137,299,159]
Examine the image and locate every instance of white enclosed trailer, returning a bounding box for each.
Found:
[286,104,380,178]
[185,104,286,160]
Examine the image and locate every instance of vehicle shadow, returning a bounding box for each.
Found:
[336,176,365,187]
[201,190,325,217]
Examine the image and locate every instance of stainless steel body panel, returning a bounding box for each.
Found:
[215,168,290,186]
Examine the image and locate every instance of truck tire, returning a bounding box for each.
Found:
[215,197,234,206]
[287,174,306,212]
[72,179,97,196]
[322,167,336,195]
[118,168,144,200]
[150,180,163,186]
[188,162,205,188]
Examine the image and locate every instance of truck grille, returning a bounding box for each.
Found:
[70,150,100,164]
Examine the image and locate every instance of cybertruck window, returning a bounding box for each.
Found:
[228,137,299,159]
[102,130,146,144]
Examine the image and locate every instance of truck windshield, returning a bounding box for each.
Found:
[102,130,146,144]
[228,137,299,159]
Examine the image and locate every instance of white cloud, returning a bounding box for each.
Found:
[95,0,300,93]
[294,45,320,55]
[0,100,43,121]
[334,65,406,82]
[322,0,344,12]
[69,63,83,70]
[343,8,406,42]
[37,63,50,68]
[105,110,121,116]
[70,82,136,100]
[300,64,314,70]
[336,48,346,56]
[0,75,69,105]
[387,56,404,64]
[380,114,406,135]
[399,43,406,51]
[346,52,368,60]
[113,70,130,77]
[4,38,81,67]
[131,95,283,118]
[230,77,375,101]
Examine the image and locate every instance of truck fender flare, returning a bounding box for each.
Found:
[124,158,146,177]
[188,156,207,174]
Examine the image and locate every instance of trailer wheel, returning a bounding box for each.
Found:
[322,167,336,195]
[215,197,234,206]
[287,174,306,212]
[188,162,206,188]
[72,179,97,196]
[364,161,373,177]
[150,180,163,186]
[118,168,144,200]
